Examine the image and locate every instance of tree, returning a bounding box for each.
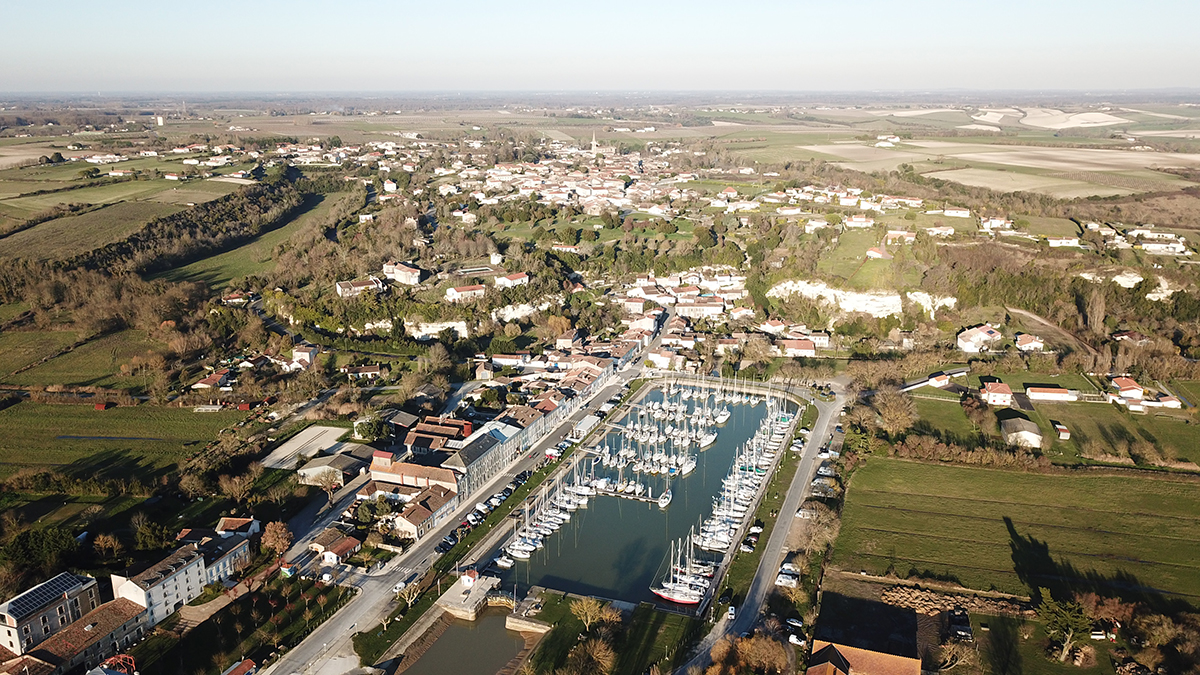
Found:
[262,521,293,559]
[1086,288,1106,335]
[571,596,605,632]
[694,226,717,248]
[218,473,253,504]
[313,469,341,504]
[567,637,615,675]
[179,473,208,499]
[1038,588,1092,662]
[93,533,124,560]
[872,387,916,437]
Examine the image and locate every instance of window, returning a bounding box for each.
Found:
[22,625,30,636]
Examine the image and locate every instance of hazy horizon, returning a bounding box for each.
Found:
[4,0,1199,94]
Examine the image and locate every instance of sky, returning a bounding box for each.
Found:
[3,0,1199,93]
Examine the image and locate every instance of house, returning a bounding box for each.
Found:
[925,226,955,237]
[322,535,362,566]
[980,217,1012,231]
[297,454,367,488]
[1111,376,1144,400]
[335,276,385,299]
[551,244,580,254]
[957,324,1002,353]
[1046,236,1080,248]
[808,641,921,675]
[445,285,486,303]
[215,517,261,538]
[494,272,529,289]
[475,361,495,380]
[944,207,971,218]
[981,381,1013,407]
[0,573,100,655]
[844,215,874,228]
[1014,334,1044,352]
[556,329,582,351]
[758,319,788,336]
[291,346,320,370]
[1054,423,1071,440]
[623,298,647,314]
[340,364,385,380]
[191,368,232,390]
[25,599,146,674]
[382,261,422,285]
[112,540,247,626]
[777,339,817,358]
[865,247,891,260]
[1112,330,1151,346]
[1000,417,1042,449]
[729,307,755,321]
[369,453,460,491]
[884,230,916,245]
[391,485,458,539]
[804,220,829,234]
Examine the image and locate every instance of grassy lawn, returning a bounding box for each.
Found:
[1034,401,1200,465]
[1168,380,1200,407]
[0,303,28,323]
[528,592,587,673]
[160,193,336,286]
[0,330,79,375]
[4,329,165,390]
[912,397,977,442]
[973,614,1117,675]
[613,604,706,675]
[0,201,181,260]
[817,229,877,280]
[0,401,243,480]
[833,458,1200,599]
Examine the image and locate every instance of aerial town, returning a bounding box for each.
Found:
[2,5,1200,675]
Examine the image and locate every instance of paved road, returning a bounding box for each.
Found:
[674,387,846,674]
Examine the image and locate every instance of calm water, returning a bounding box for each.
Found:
[396,608,524,675]
[495,387,793,605]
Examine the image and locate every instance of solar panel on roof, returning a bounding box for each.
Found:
[4,572,80,621]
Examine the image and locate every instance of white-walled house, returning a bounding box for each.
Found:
[446,285,486,303]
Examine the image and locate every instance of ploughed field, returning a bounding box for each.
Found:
[833,458,1200,599]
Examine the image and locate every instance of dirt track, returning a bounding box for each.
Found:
[1006,306,1098,356]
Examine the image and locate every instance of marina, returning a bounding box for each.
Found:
[486,380,800,611]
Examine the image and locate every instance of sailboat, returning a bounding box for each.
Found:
[650,540,703,605]
[658,488,673,509]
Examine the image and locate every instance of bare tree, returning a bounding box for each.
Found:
[262,521,293,559]
[312,469,341,504]
[571,596,605,632]
[218,474,253,504]
[872,387,916,437]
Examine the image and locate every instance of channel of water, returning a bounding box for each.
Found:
[386,608,524,675]
[492,385,795,606]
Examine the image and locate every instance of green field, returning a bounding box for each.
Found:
[833,459,1200,600]
[0,201,181,260]
[161,193,333,286]
[0,180,176,214]
[0,401,243,480]
[0,330,80,375]
[3,330,165,390]
[912,397,976,440]
[817,229,877,280]
[1026,402,1200,465]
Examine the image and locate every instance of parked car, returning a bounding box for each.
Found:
[392,581,407,594]
[786,618,803,630]
[727,605,736,621]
